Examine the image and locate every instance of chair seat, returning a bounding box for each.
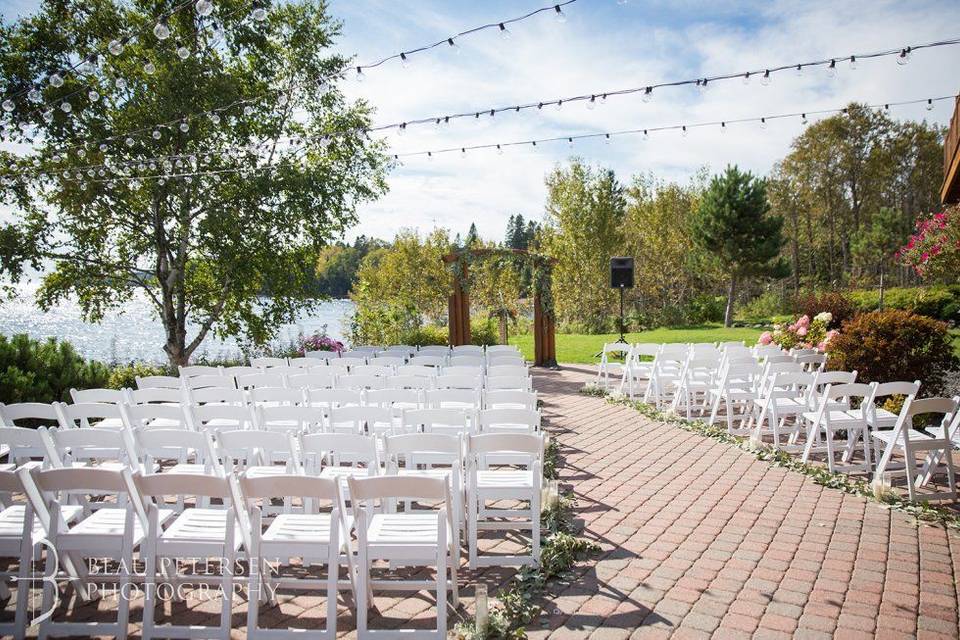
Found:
[476,469,534,490]
[753,397,806,411]
[68,506,173,539]
[166,462,216,475]
[319,466,372,480]
[366,513,447,548]
[145,418,183,429]
[849,407,899,427]
[244,465,295,478]
[801,410,864,426]
[398,468,453,482]
[160,508,242,547]
[90,418,125,430]
[262,513,353,546]
[0,504,83,538]
[872,429,938,446]
[710,388,755,400]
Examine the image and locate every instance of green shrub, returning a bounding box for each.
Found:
[738,290,788,323]
[827,310,959,395]
[469,318,499,346]
[0,334,111,403]
[106,363,170,390]
[793,291,856,329]
[847,286,960,323]
[399,325,449,347]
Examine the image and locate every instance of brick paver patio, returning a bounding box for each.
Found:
[537,365,960,640]
[12,365,960,638]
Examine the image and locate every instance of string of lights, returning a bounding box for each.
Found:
[6,94,950,188]
[6,29,956,177]
[354,0,577,77]
[3,1,269,126]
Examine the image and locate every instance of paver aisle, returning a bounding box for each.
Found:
[531,366,960,640]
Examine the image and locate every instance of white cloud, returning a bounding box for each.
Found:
[333,0,960,242]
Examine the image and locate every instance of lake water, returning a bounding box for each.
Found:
[0,282,355,364]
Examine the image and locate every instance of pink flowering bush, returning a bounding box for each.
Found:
[897,204,960,280]
[296,331,344,356]
[759,312,838,352]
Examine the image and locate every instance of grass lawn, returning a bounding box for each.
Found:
[509,323,764,364]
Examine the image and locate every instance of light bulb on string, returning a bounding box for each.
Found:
[567,137,574,148]
[88,89,99,102]
[116,77,127,90]
[642,86,653,103]
[177,46,190,60]
[897,47,911,65]
[742,71,751,85]
[555,100,563,111]
[28,88,42,103]
[195,0,214,16]
[144,62,157,75]
[760,69,771,86]
[153,21,170,40]
[252,7,268,21]
[604,133,611,145]
[78,55,97,74]
[927,98,934,111]
[400,52,409,68]
[697,78,708,93]
[60,101,72,113]
[496,144,503,155]
[760,117,768,129]
[152,129,162,139]
[1,100,13,113]
[681,125,688,137]
[108,39,124,55]
[587,95,596,110]
[827,59,837,78]
[848,55,857,71]
[642,129,648,141]
[554,5,566,22]
[355,67,365,82]
[795,64,803,77]
[209,112,221,124]
[498,23,510,39]
[801,112,808,125]
[720,121,726,133]
[600,93,608,106]
[49,73,64,87]
[397,122,406,136]
[243,105,254,116]
[460,147,467,159]
[447,38,460,55]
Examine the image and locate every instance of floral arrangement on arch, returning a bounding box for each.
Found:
[297,330,344,356]
[897,205,960,280]
[758,312,838,352]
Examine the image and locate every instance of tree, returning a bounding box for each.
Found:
[852,207,908,309]
[0,0,388,365]
[693,165,789,326]
[540,160,625,331]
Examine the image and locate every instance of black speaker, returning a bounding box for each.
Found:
[610,257,634,288]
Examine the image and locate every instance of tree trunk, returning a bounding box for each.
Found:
[724,275,737,328]
[878,264,885,311]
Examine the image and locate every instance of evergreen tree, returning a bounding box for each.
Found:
[693,165,789,327]
[465,222,479,247]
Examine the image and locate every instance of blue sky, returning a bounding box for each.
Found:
[3,0,960,243]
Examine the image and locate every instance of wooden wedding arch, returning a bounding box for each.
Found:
[442,249,557,367]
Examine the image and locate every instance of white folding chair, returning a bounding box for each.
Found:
[707,361,762,435]
[750,372,815,450]
[369,356,405,368]
[435,374,483,391]
[873,396,959,502]
[644,350,686,408]
[178,365,222,377]
[353,365,395,378]
[181,374,237,391]
[122,403,191,431]
[452,346,483,356]
[670,356,719,420]
[449,355,484,369]
[486,355,525,368]
[129,428,222,477]
[409,355,446,368]
[486,375,532,392]
[388,375,434,391]
[859,381,921,432]
[248,386,304,407]
[596,342,630,390]
[443,365,484,377]
[124,387,183,406]
[190,404,256,435]
[289,370,337,391]
[300,433,380,484]
[329,357,367,371]
[237,372,288,390]
[69,388,124,405]
[256,405,325,435]
[251,357,288,368]
[618,343,658,398]
[306,388,363,414]
[348,475,458,639]
[426,389,481,411]
[465,433,543,569]
[305,350,339,362]
[483,390,538,411]
[0,423,55,466]
[795,352,827,372]
[800,383,874,473]
[402,408,470,438]
[287,356,317,369]
[136,375,181,390]
[487,365,528,379]
[365,389,423,412]
[337,374,387,390]
[42,426,133,471]
[185,386,246,407]
[222,365,260,378]
[328,406,394,436]
[395,365,437,379]
[382,433,463,538]
[55,401,125,430]
[477,408,540,434]
[239,473,354,640]
[135,472,246,640]
[217,430,301,479]
[21,466,150,639]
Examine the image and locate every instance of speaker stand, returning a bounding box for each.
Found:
[616,285,628,344]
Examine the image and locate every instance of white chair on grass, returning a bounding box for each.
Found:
[795,352,827,372]
[596,343,630,390]
[179,365,222,377]
[305,350,339,362]
[388,375,433,392]
[353,365,395,378]
[873,396,959,502]
[434,374,482,391]
[329,357,367,371]
[124,387,183,406]
[223,365,260,378]
[69,388,124,405]
[443,365,484,378]
[135,472,247,640]
[248,386,304,407]
[395,365,436,379]
[238,473,354,640]
[251,357,288,368]
[256,405,325,435]
[237,372,287,391]
[289,370,338,390]
[465,433,542,570]
[0,424,54,467]
[122,403,190,431]
[337,374,387,391]
[306,388,363,414]
[365,389,423,413]
[449,355,484,369]
[800,383,874,473]
[409,355,446,368]
[328,406,394,436]
[55,401,125,430]
[369,356,405,368]
[287,357,317,369]
[347,475,458,639]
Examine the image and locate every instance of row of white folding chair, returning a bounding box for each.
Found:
[7,430,541,638]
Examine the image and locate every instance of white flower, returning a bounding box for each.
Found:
[814,311,832,324]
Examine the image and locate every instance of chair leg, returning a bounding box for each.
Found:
[708,395,720,426]
[247,516,261,637]
[116,528,133,640]
[356,545,368,636]
[468,493,478,570]
[531,491,541,565]
[326,538,339,639]
[436,524,447,638]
